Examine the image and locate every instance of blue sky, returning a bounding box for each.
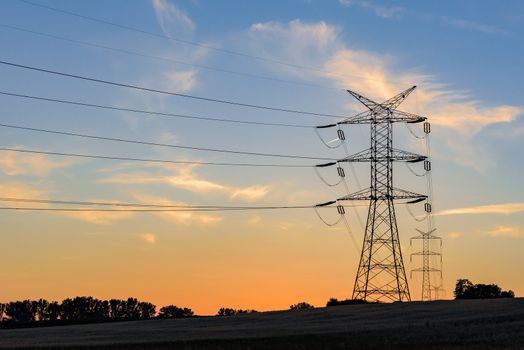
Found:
[0,0,523,312]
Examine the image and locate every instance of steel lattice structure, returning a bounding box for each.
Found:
[410,228,442,301]
[318,86,427,302]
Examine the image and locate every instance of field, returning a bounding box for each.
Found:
[1,298,523,349]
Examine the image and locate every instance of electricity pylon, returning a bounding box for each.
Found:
[409,120,443,301]
[410,228,442,301]
[317,86,427,302]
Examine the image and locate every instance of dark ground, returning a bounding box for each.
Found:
[1,298,523,349]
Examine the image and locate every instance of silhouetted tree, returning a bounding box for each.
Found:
[0,303,7,321]
[216,307,236,316]
[60,296,109,320]
[501,290,515,298]
[6,300,35,323]
[1,296,158,325]
[326,298,369,307]
[138,301,156,319]
[289,302,314,310]
[47,301,61,321]
[159,305,194,318]
[454,279,515,299]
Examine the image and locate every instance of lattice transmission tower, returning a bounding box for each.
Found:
[409,119,443,301]
[410,228,442,301]
[317,86,427,302]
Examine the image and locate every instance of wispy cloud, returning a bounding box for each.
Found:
[63,211,134,225]
[0,149,75,176]
[100,164,270,201]
[141,233,157,244]
[441,16,511,36]
[165,69,198,92]
[230,186,270,201]
[339,0,404,19]
[0,182,47,204]
[152,0,195,37]
[132,194,222,226]
[246,20,522,171]
[436,203,524,216]
[484,225,522,238]
[448,231,462,240]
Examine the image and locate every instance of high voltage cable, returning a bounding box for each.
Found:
[0,60,346,119]
[0,197,320,210]
[0,123,335,161]
[17,0,327,74]
[0,91,311,129]
[0,197,370,212]
[0,207,314,212]
[0,147,315,168]
[0,23,339,91]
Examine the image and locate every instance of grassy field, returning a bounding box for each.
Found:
[1,298,523,349]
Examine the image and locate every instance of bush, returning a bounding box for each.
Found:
[326,298,370,307]
[159,305,194,318]
[289,302,314,310]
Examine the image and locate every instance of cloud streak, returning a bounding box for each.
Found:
[484,226,522,238]
[436,203,524,216]
[100,164,270,201]
[440,16,511,36]
[339,0,404,19]
[0,149,75,177]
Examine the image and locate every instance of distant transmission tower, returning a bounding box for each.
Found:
[317,86,427,302]
[410,229,442,300]
[409,118,443,301]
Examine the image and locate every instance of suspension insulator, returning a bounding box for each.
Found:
[425,203,432,213]
[424,160,431,171]
[337,205,346,215]
[337,166,345,178]
[337,129,346,141]
[423,122,431,134]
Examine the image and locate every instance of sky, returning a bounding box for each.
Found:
[0,0,523,314]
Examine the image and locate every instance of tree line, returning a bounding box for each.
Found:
[0,297,193,325]
[454,279,515,299]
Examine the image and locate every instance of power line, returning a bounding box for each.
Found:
[0,147,315,168]
[0,60,346,118]
[0,23,339,91]
[0,197,370,212]
[17,0,328,74]
[0,197,320,210]
[0,123,334,161]
[0,91,311,129]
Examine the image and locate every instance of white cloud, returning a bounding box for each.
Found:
[484,225,522,238]
[247,216,262,225]
[100,164,270,201]
[132,194,222,226]
[230,185,269,201]
[0,149,74,176]
[448,232,462,240]
[165,69,198,92]
[246,20,522,171]
[440,16,510,36]
[339,0,404,19]
[63,211,134,225]
[437,203,524,216]
[0,182,47,205]
[141,233,157,244]
[152,0,195,37]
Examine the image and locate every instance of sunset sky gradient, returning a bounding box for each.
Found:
[0,0,523,314]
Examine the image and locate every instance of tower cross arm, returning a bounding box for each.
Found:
[337,188,427,201]
[338,148,426,163]
[346,86,417,112]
